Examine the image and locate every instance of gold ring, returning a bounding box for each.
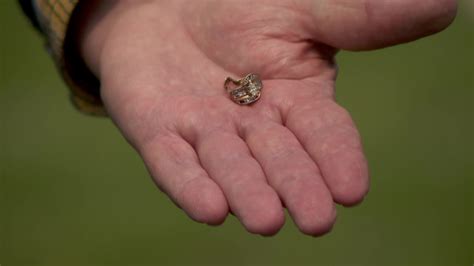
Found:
[224,73,262,105]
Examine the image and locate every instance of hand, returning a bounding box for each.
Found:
[77,0,456,235]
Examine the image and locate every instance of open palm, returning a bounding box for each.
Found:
[79,0,456,235]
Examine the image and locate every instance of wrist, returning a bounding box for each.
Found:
[73,1,150,78]
[73,1,179,80]
[71,1,118,77]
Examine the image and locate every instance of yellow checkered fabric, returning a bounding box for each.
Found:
[34,0,106,115]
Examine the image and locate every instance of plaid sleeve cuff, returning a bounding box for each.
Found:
[34,0,106,116]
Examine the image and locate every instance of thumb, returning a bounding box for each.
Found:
[304,0,457,50]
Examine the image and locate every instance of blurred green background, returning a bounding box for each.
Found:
[1,1,472,265]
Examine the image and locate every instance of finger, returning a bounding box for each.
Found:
[286,100,369,206]
[140,133,229,225]
[195,130,285,235]
[243,120,337,236]
[305,0,457,50]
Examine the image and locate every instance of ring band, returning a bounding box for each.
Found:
[224,73,262,105]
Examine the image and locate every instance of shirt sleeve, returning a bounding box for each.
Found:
[31,0,106,115]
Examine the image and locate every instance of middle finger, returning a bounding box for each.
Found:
[243,120,337,236]
[195,130,285,235]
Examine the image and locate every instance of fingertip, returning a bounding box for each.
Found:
[277,174,337,237]
[179,178,229,225]
[330,169,369,207]
[243,205,286,236]
[239,188,286,236]
[333,183,369,207]
[198,196,229,226]
[297,204,337,237]
[321,149,370,207]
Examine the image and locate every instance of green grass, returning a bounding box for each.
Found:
[1,1,472,265]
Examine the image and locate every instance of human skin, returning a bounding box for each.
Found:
[75,0,457,236]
